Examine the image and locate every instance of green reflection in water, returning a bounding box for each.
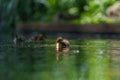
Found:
[82,40,110,80]
[32,40,110,80]
[0,39,110,80]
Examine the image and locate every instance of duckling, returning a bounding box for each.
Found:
[30,35,38,42]
[56,37,70,52]
[13,35,24,47]
[56,37,70,61]
[37,33,46,44]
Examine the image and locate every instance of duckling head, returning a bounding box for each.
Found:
[56,37,63,43]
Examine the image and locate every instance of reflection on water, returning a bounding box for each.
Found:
[0,39,120,80]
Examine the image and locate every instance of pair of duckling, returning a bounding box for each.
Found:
[30,34,45,42]
[13,33,46,47]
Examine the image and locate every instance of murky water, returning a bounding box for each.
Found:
[0,38,120,80]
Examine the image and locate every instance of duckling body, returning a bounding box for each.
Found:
[56,37,70,61]
[37,33,46,44]
[13,35,24,47]
[56,37,70,52]
[30,36,38,42]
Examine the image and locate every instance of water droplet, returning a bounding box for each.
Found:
[72,50,80,54]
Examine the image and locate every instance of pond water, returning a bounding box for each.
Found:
[0,38,120,80]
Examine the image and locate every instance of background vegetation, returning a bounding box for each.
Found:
[0,0,118,33]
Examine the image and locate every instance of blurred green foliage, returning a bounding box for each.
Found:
[0,0,118,32]
[80,0,117,24]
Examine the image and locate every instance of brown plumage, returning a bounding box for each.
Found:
[56,37,70,52]
[30,35,38,41]
[37,33,46,44]
[13,35,24,47]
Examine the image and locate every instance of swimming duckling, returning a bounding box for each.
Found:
[13,35,24,47]
[37,33,46,44]
[56,37,70,52]
[30,35,38,42]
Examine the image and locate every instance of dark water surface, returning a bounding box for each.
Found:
[0,38,120,80]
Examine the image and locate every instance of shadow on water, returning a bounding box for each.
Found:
[0,37,119,80]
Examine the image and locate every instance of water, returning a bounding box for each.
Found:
[0,38,119,80]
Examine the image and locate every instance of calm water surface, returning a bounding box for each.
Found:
[0,38,119,80]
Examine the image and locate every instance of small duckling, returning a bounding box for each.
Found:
[56,37,70,52]
[30,35,38,42]
[13,35,24,47]
[37,33,46,44]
